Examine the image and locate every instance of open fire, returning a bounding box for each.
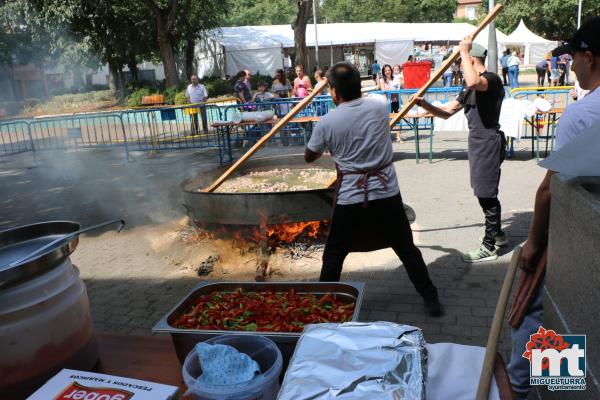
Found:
[191,220,329,248]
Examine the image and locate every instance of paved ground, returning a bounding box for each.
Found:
[1,130,548,396]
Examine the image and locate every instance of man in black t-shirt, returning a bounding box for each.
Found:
[415,37,506,263]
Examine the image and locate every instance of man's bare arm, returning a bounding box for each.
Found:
[460,36,489,91]
[414,98,463,120]
[304,148,322,163]
[520,170,555,271]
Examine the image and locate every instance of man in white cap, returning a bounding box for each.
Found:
[414,37,507,263]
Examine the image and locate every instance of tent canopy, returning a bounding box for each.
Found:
[198,23,509,76]
[208,23,508,51]
[500,20,557,65]
[503,19,553,45]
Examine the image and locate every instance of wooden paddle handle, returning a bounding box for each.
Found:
[389,3,503,128]
[203,79,329,193]
[476,245,522,400]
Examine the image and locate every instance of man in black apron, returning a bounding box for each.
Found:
[415,37,507,263]
[304,62,443,317]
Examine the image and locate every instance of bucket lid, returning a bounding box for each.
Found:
[0,221,80,289]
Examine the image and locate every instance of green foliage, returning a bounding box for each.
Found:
[126,87,152,107]
[20,90,116,115]
[203,76,235,97]
[321,0,457,23]
[486,0,600,41]
[163,86,179,105]
[224,0,297,26]
[174,90,187,105]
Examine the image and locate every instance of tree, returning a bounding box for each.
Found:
[140,0,226,87]
[180,0,228,80]
[321,0,457,23]
[225,0,297,26]
[487,0,600,41]
[292,0,312,69]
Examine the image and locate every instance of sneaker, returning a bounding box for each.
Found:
[479,232,509,247]
[462,245,498,263]
[424,297,444,317]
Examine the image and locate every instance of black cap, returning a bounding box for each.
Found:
[553,17,600,57]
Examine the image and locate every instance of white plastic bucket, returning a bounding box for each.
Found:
[182,335,282,400]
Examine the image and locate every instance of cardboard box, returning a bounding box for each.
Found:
[27,369,179,399]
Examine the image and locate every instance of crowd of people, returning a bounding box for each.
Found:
[535,52,573,87]
[231,65,331,105]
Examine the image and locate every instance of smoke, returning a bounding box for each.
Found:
[0,145,200,231]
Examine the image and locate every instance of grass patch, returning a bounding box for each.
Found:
[21,90,119,117]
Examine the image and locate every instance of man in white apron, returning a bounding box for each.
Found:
[304,62,443,317]
[414,38,506,263]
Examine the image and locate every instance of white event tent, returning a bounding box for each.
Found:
[196,23,508,77]
[502,20,557,65]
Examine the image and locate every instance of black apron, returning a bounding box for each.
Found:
[328,162,396,252]
[464,96,506,198]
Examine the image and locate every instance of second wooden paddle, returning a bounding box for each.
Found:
[326,4,503,189]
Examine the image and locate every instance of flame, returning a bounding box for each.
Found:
[190,219,328,247]
[265,221,322,244]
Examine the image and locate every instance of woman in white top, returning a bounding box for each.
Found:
[379,64,402,142]
[507,51,521,89]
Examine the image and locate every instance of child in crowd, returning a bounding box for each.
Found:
[251,82,278,102]
[392,64,403,89]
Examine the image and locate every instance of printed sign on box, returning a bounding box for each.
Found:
[27,369,179,400]
[524,326,586,391]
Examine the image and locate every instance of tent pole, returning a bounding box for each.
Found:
[313,0,319,69]
[577,0,583,28]
[488,0,498,73]
[330,42,333,66]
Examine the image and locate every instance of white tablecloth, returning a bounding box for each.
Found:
[432,98,531,140]
[427,343,500,400]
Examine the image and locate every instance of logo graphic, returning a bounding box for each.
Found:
[55,381,135,400]
[524,326,586,391]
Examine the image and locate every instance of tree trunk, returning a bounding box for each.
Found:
[108,62,119,94]
[292,0,312,69]
[185,35,196,79]
[118,69,126,98]
[157,27,179,87]
[128,54,138,81]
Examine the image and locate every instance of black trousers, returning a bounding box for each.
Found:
[536,67,546,86]
[478,197,502,250]
[320,194,438,300]
[502,67,509,86]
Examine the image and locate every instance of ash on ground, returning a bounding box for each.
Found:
[198,255,220,276]
[279,241,325,260]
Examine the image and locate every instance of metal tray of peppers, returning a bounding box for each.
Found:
[153,281,364,364]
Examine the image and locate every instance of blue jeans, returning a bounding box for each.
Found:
[443,73,453,87]
[508,66,520,89]
[507,278,544,399]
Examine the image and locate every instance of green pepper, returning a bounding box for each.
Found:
[244,323,258,331]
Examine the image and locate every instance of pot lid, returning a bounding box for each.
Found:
[0,221,80,289]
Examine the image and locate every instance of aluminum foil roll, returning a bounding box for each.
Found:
[277,322,427,400]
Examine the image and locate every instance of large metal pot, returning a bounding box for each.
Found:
[0,221,97,399]
[181,154,336,226]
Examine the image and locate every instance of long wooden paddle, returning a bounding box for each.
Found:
[203,79,329,193]
[326,4,503,188]
[476,245,522,400]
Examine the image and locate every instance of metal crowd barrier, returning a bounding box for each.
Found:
[0,87,469,163]
[510,87,573,109]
